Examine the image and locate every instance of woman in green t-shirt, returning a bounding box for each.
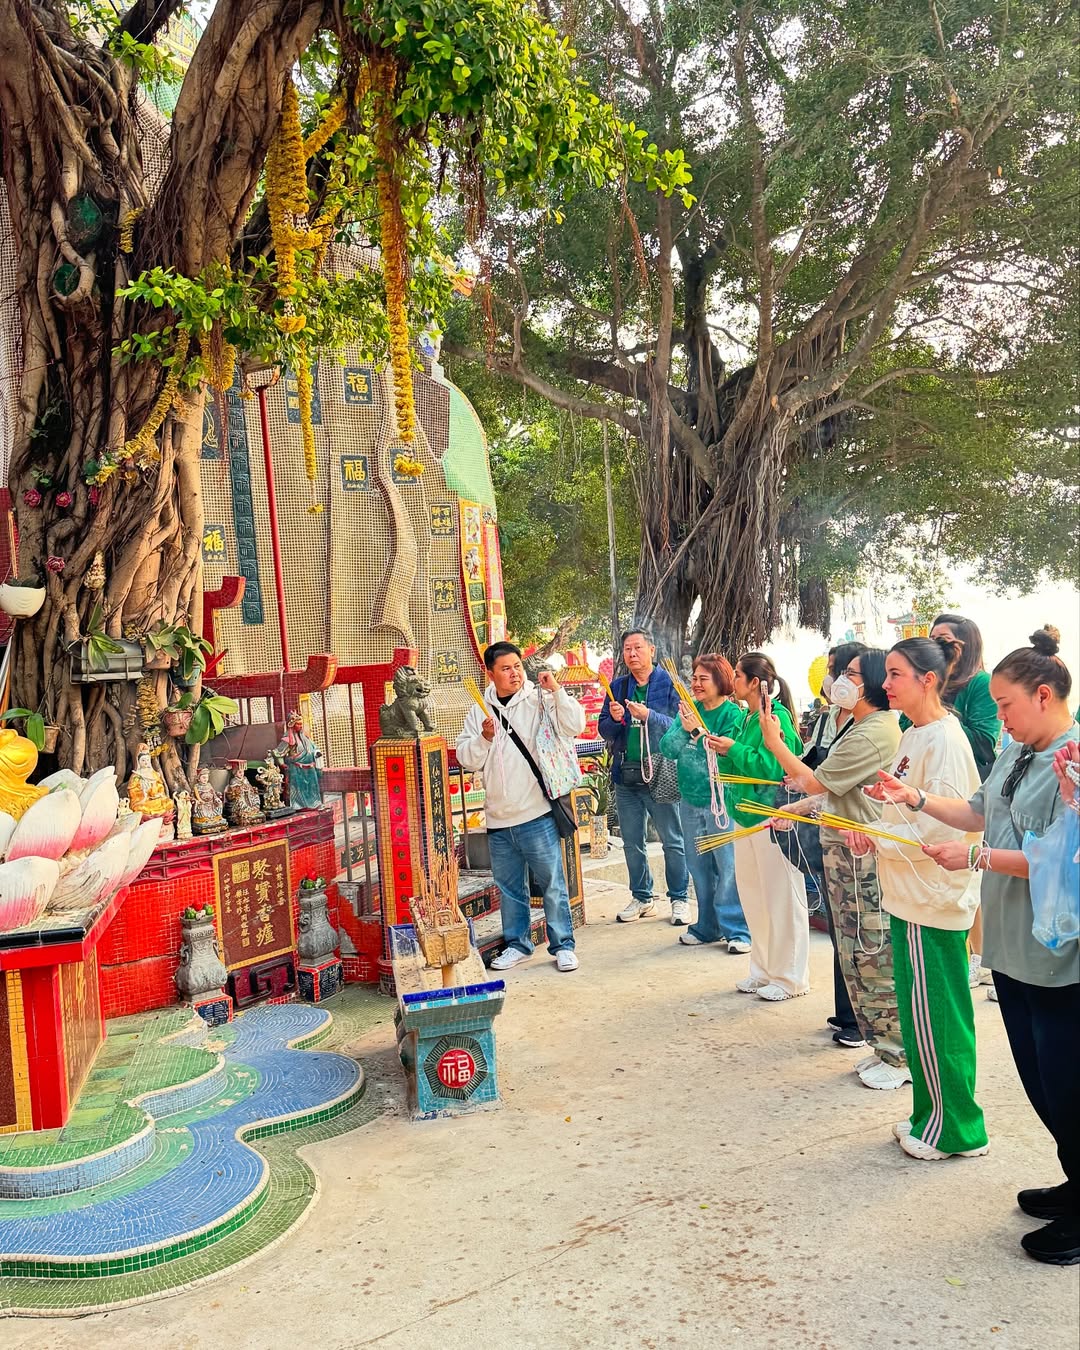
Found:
[706,652,808,1001]
[659,654,750,952]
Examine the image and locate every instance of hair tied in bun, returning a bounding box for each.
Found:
[1030,625,1061,658]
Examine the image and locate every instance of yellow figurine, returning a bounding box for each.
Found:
[0,729,47,820]
[126,745,173,822]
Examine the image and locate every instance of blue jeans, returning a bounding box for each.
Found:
[680,799,750,944]
[488,813,574,955]
[615,781,688,902]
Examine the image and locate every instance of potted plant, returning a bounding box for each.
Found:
[581,766,612,858]
[184,688,240,745]
[70,602,143,683]
[162,691,195,738]
[144,622,213,689]
[0,575,46,618]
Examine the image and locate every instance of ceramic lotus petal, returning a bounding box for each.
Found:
[39,769,87,793]
[50,834,132,913]
[70,777,120,854]
[116,817,162,890]
[6,789,82,862]
[0,856,60,931]
[0,812,16,860]
[107,812,141,840]
[79,766,117,807]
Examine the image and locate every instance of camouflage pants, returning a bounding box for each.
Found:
[821,842,906,1068]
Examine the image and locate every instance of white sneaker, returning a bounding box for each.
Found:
[859,1061,913,1091]
[727,939,751,955]
[892,1119,913,1140]
[968,954,992,987]
[735,976,768,993]
[757,983,804,1002]
[670,899,691,926]
[854,1053,881,1074]
[899,1133,989,1161]
[490,947,531,971]
[679,931,706,946]
[617,898,655,923]
[555,949,579,972]
[986,984,999,1003]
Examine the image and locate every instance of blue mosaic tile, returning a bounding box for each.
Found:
[0,1005,360,1264]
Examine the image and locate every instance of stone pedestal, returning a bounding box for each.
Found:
[297,958,343,1004]
[296,884,341,1004]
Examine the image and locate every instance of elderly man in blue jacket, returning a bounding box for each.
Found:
[598,629,690,924]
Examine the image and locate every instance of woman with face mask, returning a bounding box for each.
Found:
[875,627,1079,1264]
[846,636,986,1161]
[706,652,808,1000]
[760,649,908,1088]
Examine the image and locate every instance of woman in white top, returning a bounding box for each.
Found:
[847,636,987,1161]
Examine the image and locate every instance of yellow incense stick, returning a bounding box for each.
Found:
[660,658,708,732]
[737,799,918,848]
[462,676,491,718]
[695,822,769,853]
[597,671,616,702]
[713,773,784,786]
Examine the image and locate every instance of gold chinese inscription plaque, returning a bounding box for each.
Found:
[213,840,294,972]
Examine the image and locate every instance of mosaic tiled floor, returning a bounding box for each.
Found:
[0,987,390,1315]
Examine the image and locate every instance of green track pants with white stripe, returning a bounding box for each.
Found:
[891,915,988,1154]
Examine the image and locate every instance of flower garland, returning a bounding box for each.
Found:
[119,206,143,254]
[393,452,424,478]
[295,343,322,513]
[376,162,416,446]
[124,328,191,465]
[303,94,347,160]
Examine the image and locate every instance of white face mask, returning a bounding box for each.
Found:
[821,674,834,698]
[830,674,863,710]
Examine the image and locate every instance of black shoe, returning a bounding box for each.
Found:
[826,1016,844,1029]
[1021,1216,1080,1266]
[833,1027,868,1048]
[1017,1182,1075,1221]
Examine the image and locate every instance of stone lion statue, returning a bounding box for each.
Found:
[378,665,436,738]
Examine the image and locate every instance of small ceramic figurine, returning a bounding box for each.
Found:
[174,789,194,841]
[191,767,227,835]
[274,711,323,811]
[127,745,174,823]
[256,754,287,816]
[223,758,264,828]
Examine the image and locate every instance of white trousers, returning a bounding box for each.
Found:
[734,829,810,995]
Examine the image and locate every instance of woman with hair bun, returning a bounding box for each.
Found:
[847,635,987,1152]
[877,625,1079,1263]
[706,652,808,1001]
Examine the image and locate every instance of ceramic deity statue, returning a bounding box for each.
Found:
[126,745,174,823]
[274,711,322,811]
[174,790,194,841]
[255,754,287,816]
[223,758,264,828]
[191,767,227,835]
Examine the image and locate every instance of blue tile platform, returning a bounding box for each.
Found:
[0,1004,363,1277]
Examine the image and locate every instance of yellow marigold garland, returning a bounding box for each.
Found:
[303,94,347,160]
[377,163,416,446]
[119,206,144,254]
[124,328,191,464]
[393,452,424,478]
[295,343,322,513]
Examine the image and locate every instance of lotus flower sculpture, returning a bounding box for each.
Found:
[0,732,162,933]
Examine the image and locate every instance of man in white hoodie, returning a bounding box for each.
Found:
[456,642,586,973]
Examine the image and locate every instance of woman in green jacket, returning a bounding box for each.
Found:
[706,652,808,1001]
[660,654,750,952]
[931,614,1002,993]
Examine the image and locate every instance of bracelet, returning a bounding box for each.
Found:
[967,843,978,870]
[974,842,993,872]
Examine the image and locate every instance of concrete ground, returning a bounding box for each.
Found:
[8,872,1079,1350]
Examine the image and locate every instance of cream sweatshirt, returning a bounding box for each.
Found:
[875,715,982,931]
[455,679,586,828]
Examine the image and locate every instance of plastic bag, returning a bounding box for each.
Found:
[534,693,582,798]
[1023,800,1080,951]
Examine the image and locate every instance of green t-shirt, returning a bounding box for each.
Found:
[813,711,902,842]
[624,682,649,763]
[659,699,747,808]
[723,702,803,827]
[973,722,1080,987]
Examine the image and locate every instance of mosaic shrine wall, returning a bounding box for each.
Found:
[200,340,505,760]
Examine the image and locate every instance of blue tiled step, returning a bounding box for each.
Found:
[0,1006,363,1277]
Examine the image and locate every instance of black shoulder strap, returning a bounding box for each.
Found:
[489,703,551,800]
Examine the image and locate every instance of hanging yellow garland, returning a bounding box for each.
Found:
[124,328,191,464]
[303,94,347,160]
[295,342,322,513]
[119,206,144,254]
[376,162,416,446]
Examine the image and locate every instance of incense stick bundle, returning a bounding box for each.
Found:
[597,671,616,702]
[462,675,491,718]
[737,799,919,848]
[660,657,709,732]
[712,773,784,786]
[695,822,770,853]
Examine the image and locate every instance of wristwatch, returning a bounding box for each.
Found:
[690,727,703,742]
[910,788,927,812]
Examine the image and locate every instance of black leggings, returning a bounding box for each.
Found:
[992,970,1080,1211]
